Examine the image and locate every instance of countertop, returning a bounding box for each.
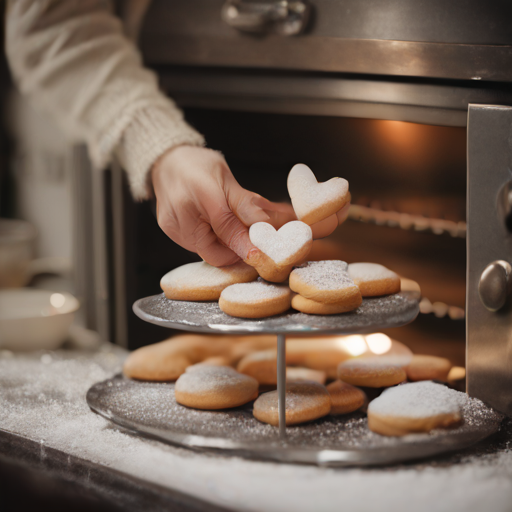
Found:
[1,345,512,512]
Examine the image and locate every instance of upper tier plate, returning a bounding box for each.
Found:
[133,292,419,335]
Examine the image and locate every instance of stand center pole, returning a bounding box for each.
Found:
[277,333,286,439]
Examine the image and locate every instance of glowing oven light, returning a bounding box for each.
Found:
[365,333,392,355]
[50,293,66,309]
[336,335,368,356]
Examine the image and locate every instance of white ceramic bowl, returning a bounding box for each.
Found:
[0,289,79,351]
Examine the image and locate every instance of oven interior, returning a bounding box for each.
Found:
[117,108,466,369]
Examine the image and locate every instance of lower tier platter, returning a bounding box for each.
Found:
[87,376,503,467]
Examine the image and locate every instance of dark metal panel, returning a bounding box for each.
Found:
[467,104,512,416]
[140,1,512,81]
[143,0,512,45]
[159,68,512,126]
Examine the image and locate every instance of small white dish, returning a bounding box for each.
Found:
[0,289,79,351]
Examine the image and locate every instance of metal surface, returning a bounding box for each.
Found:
[277,334,286,438]
[467,104,512,417]
[141,0,512,82]
[86,376,503,467]
[159,68,512,128]
[221,0,310,35]
[478,260,512,312]
[133,292,419,335]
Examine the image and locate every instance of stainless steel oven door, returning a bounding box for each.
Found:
[467,104,512,416]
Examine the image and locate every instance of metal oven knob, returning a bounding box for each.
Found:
[221,0,311,35]
[478,260,512,312]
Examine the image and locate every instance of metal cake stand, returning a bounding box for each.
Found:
[133,291,420,438]
[85,291,503,466]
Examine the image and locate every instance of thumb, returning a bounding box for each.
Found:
[209,202,257,261]
[226,183,271,227]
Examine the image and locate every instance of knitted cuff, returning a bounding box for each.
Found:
[116,105,205,200]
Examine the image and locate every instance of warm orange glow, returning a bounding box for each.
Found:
[365,333,392,354]
[336,335,368,356]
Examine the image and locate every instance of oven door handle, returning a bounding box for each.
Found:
[221,0,311,36]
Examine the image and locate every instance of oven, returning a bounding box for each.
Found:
[76,0,512,416]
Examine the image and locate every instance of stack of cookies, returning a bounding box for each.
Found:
[123,332,465,436]
[160,164,400,319]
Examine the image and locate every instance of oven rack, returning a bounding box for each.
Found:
[348,204,466,238]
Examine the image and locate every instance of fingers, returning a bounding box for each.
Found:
[310,214,338,239]
[226,183,271,227]
[192,221,242,267]
[310,202,352,239]
[263,202,297,229]
[336,202,351,225]
[209,203,256,261]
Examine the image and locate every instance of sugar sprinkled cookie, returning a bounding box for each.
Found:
[347,262,400,297]
[253,381,331,426]
[367,381,462,436]
[249,221,312,282]
[287,164,350,225]
[291,293,362,315]
[237,349,326,385]
[175,365,259,410]
[337,355,408,388]
[219,280,291,318]
[290,260,362,305]
[237,349,278,385]
[123,334,232,381]
[161,261,258,301]
[406,355,452,382]
[327,380,367,415]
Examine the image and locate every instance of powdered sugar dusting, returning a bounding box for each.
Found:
[287,164,349,220]
[292,260,354,290]
[221,280,290,304]
[254,382,330,416]
[249,221,312,265]
[176,365,256,394]
[368,381,462,419]
[349,263,398,283]
[161,261,257,291]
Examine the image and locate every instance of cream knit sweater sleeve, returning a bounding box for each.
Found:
[5,0,205,200]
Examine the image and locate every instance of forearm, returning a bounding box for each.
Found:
[5,0,204,200]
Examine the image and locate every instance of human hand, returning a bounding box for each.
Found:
[151,146,295,267]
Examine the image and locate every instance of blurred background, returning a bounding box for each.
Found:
[0,1,471,365]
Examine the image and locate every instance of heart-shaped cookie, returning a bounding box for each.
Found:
[249,221,313,282]
[287,164,350,225]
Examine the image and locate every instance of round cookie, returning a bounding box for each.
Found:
[253,381,331,426]
[123,334,232,381]
[347,262,401,297]
[237,349,277,385]
[291,293,362,315]
[327,380,367,415]
[237,350,327,385]
[219,280,291,318]
[406,355,452,382]
[337,355,408,388]
[175,365,259,410]
[287,337,354,379]
[161,261,258,301]
[290,260,362,305]
[249,221,313,283]
[286,367,327,385]
[287,164,350,225]
[367,381,462,436]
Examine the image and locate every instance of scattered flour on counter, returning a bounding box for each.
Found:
[1,347,512,512]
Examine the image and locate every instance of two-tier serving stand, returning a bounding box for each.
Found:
[86,291,503,466]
